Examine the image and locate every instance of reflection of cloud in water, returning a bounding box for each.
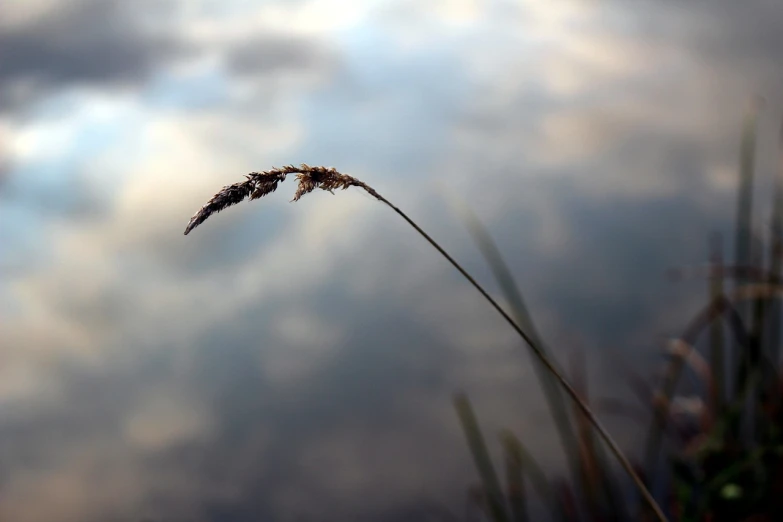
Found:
[1,0,782,519]
[124,389,214,452]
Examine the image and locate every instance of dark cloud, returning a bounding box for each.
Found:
[630,0,783,83]
[0,279,491,522]
[0,0,188,116]
[226,34,337,77]
[0,0,344,117]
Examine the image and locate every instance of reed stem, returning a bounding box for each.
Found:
[184,165,668,522]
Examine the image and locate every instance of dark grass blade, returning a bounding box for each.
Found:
[553,480,580,522]
[449,198,584,496]
[454,393,510,522]
[570,351,605,522]
[763,116,783,419]
[710,233,727,414]
[500,431,529,522]
[644,284,758,480]
[733,97,763,312]
[570,350,629,522]
[499,430,555,513]
[731,98,763,443]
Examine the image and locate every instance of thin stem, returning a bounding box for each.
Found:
[184,166,668,522]
[373,192,667,522]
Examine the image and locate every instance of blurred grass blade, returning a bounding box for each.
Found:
[500,431,528,522]
[765,116,783,409]
[570,350,603,521]
[448,198,538,339]
[644,339,689,486]
[570,350,629,522]
[643,291,747,479]
[447,196,584,493]
[454,393,509,522]
[499,430,555,512]
[554,480,580,522]
[733,96,763,300]
[748,236,769,442]
[645,270,756,472]
[732,97,763,422]
[710,233,727,413]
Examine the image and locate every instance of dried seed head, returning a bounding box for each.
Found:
[249,172,286,200]
[292,168,357,201]
[184,182,252,235]
[184,164,380,235]
[292,172,318,201]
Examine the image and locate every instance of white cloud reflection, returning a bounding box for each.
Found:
[2,0,782,520]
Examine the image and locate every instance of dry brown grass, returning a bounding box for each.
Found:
[184,164,380,235]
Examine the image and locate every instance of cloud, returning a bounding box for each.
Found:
[123,390,214,452]
[652,0,783,67]
[0,0,191,116]
[226,33,338,77]
[0,122,10,187]
[2,0,783,520]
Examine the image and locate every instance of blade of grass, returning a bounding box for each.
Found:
[570,350,629,522]
[764,116,783,417]
[571,350,609,522]
[643,283,759,461]
[500,431,529,522]
[710,233,727,413]
[448,195,658,520]
[733,97,764,308]
[499,430,555,511]
[748,238,769,445]
[554,480,580,522]
[732,97,763,444]
[445,196,584,495]
[454,393,510,522]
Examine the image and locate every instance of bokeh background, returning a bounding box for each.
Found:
[2,0,783,520]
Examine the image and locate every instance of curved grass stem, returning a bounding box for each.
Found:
[184,165,668,522]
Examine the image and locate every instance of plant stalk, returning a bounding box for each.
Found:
[372,192,667,522]
[184,166,668,522]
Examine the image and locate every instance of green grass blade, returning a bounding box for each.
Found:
[453,393,510,522]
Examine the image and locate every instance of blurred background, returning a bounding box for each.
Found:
[2,0,783,521]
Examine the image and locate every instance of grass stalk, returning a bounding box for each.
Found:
[501,431,529,522]
[733,97,763,301]
[499,430,555,513]
[765,116,783,396]
[448,198,584,495]
[709,233,726,413]
[453,393,509,522]
[733,97,764,437]
[184,164,667,522]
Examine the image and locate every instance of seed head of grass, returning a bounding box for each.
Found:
[183,164,380,235]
